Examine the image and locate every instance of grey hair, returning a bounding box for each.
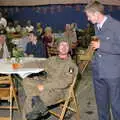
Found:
[84,1,104,14]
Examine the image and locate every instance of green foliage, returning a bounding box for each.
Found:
[12,47,24,63]
[13,48,24,57]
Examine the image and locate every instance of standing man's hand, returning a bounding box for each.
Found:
[90,40,100,50]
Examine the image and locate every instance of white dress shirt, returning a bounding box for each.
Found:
[97,16,107,30]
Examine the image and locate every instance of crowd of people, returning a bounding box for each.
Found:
[0,10,79,59]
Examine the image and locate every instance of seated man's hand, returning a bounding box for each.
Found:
[37,84,44,92]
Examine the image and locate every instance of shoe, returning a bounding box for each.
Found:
[26,112,42,120]
[26,96,48,120]
[64,110,74,120]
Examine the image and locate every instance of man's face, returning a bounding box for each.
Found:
[28,33,34,42]
[58,42,69,55]
[85,11,98,24]
[65,24,71,31]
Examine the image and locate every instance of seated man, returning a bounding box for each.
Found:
[22,40,78,120]
[24,31,46,58]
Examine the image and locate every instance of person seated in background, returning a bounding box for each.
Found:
[70,23,78,33]
[25,20,34,33]
[24,31,46,58]
[70,23,78,55]
[0,33,10,58]
[42,26,54,57]
[36,23,43,38]
[0,12,7,32]
[22,40,78,120]
[6,21,16,34]
[14,20,21,33]
[18,34,29,52]
[64,24,77,55]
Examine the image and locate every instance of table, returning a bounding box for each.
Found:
[0,57,45,78]
[0,57,45,120]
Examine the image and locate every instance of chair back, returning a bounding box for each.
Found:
[76,46,94,74]
[69,71,77,92]
[48,70,80,120]
[47,46,58,57]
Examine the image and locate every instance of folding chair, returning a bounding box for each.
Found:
[76,46,94,74]
[47,46,58,57]
[48,72,80,120]
[0,75,20,120]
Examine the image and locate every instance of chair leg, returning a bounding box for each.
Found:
[59,90,80,120]
[59,98,70,120]
[9,75,20,111]
[10,85,13,120]
[71,90,80,120]
[59,88,74,120]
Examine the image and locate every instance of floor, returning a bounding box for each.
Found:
[77,66,98,120]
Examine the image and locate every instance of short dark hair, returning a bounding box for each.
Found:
[56,37,68,46]
[84,1,104,14]
[28,31,37,36]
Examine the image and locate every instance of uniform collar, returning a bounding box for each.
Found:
[97,16,107,29]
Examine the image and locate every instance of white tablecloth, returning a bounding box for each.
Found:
[0,58,45,78]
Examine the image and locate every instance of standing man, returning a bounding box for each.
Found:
[84,1,120,120]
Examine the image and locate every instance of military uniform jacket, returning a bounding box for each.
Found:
[92,15,120,79]
[23,56,78,106]
[39,56,78,105]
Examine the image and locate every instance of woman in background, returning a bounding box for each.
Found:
[42,27,54,57]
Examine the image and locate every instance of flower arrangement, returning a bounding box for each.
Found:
[12,47,24,63]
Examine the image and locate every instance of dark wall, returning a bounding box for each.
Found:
[4,4,120,31]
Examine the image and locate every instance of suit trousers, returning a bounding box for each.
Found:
[93,74,120,120]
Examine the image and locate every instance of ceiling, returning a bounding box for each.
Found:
[0,0,120,6]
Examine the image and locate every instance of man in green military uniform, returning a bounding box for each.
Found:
[22,40,78,120]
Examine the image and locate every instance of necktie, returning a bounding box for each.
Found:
[98,26,101,31]
[97,24,101,31]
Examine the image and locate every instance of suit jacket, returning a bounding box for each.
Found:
[92,15,120,79]
[25,40,46,58]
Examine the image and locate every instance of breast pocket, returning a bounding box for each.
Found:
[102,29,114,42]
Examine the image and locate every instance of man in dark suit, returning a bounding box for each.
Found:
[24,31,46,58]
[84,1,120,120]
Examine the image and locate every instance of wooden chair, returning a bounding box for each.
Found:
[48,72,80,120]
[47,46,58,57]
[0,75,20,120]
[76,46,94,74]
